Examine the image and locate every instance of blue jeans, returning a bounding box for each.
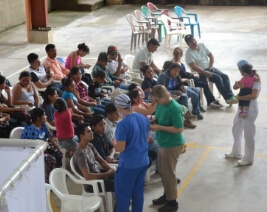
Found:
[186,87,201,115]
[58,137,78,152]
[149,131,159,171]
[92,105,105,115]
[177,94,189,109]
[194,75,216,105]
[116,83,129,90]
[101,98,112,105]
[115,165,147,212]
[204,68,234,100]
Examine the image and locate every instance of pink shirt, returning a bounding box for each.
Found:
[240,76,256,88]
[54,109,74,139]
[65,52,81,70]
[43,57,70,80]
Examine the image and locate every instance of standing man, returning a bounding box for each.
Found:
[112,94,150,212]
[43,44,70,80]
[133,38,161,76]
[184,34,238,105]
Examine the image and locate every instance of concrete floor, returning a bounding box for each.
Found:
[1,4,267,212]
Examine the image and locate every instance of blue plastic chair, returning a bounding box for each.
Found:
[174,6,201,38]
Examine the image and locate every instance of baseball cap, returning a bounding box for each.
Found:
[237,60,251,68]
[107,45,118,54]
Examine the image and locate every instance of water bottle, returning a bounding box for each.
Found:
[148,95,152,103]
[96,97,101,105]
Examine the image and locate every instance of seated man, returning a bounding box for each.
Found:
[92,52,129,90]
[184,34,238,105]
[73,123,115,193]
[132,38,161,76]
[27,53,62,96]
[43,44,70,80]
[105,103,119,143]
[106,45,129,79]
[91,114,118,164]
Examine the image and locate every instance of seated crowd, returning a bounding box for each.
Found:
[0,36,240,211]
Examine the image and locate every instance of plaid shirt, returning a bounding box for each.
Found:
[75,80,89,102]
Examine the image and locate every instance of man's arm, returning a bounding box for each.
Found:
[150,61,161,75]
[80,166,114,180]
[188,61,212,78]
[150,124,183,133]
[111,140,126,153]
[207,53,215,71]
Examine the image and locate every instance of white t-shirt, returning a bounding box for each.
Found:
[132,47,153,70]
[28,65,47,83]
[106,60,127,79]
[185,43,211,69]
[248,81,261,111]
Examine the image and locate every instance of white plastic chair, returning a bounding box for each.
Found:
[126,14,152,49]
[124,54,144,79]
[161,14,188,50]
[9,127,24,138]
[49,169,104,212]
[70,157,114,212]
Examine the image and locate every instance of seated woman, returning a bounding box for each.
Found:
[141,65,158,101]
[20,108,62,182]
[0,75,28,127]
[41,86,58,127]
[12,71,39,110]
[157,63,202,128]
[61,78,91,123]
[65,43,91,85]
[69,67,106,115]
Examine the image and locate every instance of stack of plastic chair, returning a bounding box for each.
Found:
[48,169,104,212]
[141,6,165,42]
[147,2,169,15]
[161,14,188,50]
[174,6,201,38]
[134,9,159,41]
[126,14,152,49]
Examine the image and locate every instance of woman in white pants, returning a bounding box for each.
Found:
[225,60,261,165]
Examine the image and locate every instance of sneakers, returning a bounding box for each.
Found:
[158,203,178,212]
[209,100,223,108]
[197,114,204,120]
[200,106,206,112]
[237,159,253,166]
[152,195,168,205]
[184,119,196,129]
[184,111,197,120]
[226,96,238,104]
[225,152,242,159]
[238,111,248,118]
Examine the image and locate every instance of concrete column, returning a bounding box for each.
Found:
[25,0,53,43]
